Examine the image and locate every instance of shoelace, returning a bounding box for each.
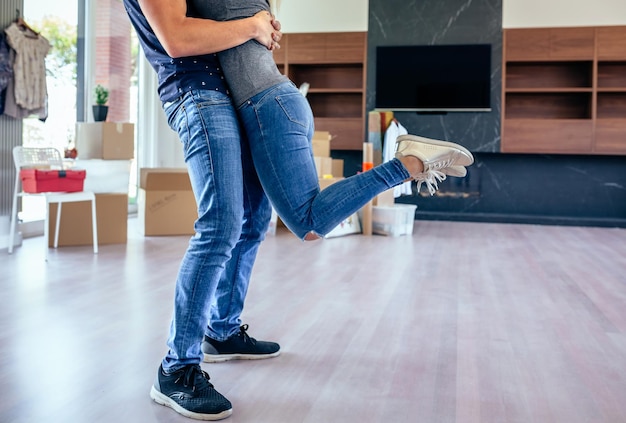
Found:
[414,169,446,195]
[238,324,257,345]
[176,365,214,392]
[413,152,460,195]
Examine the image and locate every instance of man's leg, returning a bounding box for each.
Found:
[202,129,280,362]
[150,90,246,420]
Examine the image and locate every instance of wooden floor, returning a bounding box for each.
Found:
[1,218,626,423]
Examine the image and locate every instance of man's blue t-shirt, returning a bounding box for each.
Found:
[123,0,228,103]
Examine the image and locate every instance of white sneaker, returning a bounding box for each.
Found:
[395,134,473,195]
[443,166,467,178]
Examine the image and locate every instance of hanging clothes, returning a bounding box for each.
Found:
[4,21,50,119]
[382,119,412,198]
[0,32,13,115]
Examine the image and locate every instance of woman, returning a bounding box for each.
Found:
[191,0,474,241]
[125,0,285,420]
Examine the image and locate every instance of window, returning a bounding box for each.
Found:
[20,0,137,225]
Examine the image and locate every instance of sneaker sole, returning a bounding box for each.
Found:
[150,386,233,421]
[443,165,467,178]
[396,134,474,166]
[203,350,281,363]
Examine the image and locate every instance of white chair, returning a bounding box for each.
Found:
[8,146,98,260]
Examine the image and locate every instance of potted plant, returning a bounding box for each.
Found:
[93,84,109,122]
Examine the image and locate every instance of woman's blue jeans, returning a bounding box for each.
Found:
[161,89,271,371]
[238,81,410,239]
[160,84,410,370]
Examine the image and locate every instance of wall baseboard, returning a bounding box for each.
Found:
[414,211,626,229]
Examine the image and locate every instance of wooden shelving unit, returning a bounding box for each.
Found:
[502,26,626,155]
[273,32,367,150]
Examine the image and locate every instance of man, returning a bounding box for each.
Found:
[124,0,283,419]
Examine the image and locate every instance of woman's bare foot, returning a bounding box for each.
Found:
[398,155,424,181]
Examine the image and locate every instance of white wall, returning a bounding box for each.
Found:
[503,0,626,28]
[275,0,626,32]
[274,0,368,33]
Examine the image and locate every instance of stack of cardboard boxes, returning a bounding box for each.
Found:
[367,110,417,237]
[267,131,362,238]
[312,131,344,186]
[314,132,362,238]
[48,122,134,246]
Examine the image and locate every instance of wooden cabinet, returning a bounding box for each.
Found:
[596,27,626,154]
[502,26,626,155]
[273,32,367,150]
[505,27,595,60]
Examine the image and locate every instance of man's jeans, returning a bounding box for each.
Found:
[238,81,410,239]
[161,89,271,371]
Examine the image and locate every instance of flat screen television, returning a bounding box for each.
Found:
[375,44,492,112]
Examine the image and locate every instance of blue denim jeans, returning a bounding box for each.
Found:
[161,90,271,371]
[238,81,411,239]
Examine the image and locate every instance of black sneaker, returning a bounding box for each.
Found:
[202,324,280,363]
[150,364,232,420]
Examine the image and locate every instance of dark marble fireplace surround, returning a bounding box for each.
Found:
[357,0,626,227]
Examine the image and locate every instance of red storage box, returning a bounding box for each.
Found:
[20,169,86,193]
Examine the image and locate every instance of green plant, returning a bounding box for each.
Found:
[94,84,109,105]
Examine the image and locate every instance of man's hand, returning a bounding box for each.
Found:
[252,10,282,50]
[271,15,282,50]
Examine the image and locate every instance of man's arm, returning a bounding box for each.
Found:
[139,0,281,58]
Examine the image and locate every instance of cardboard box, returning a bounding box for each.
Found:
[312,131,331,157]
[314,156,333,177]
[374,189,395,207]
[314,157,343,178]
[20,169,86,193]
[75,122,135,160]
[332,159,344,177]
[48,193,128,246]
[138,168,197,236]
[318,176,343,190]
[372,204,417,237]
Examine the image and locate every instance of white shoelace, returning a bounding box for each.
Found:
[414,169,447,195]
[413,153,458,195]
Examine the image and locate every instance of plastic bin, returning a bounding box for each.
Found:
[372,204,417,236]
